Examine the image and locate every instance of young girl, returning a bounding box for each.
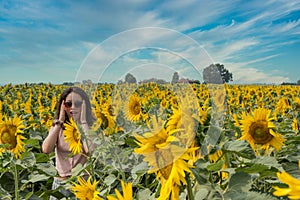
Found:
[42,86,95,199]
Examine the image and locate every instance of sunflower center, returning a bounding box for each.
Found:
[72,129,80,142]
[131,102,141,115]
[0,128,17,149]
[250,122,273,144]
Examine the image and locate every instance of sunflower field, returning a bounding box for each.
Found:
[0,82,300,200]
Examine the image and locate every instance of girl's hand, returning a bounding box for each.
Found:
[59,100,66,121]
[81,100,87,124]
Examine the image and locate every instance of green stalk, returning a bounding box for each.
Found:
[12,161,19,200]
[186,173,194,200]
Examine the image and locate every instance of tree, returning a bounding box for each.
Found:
[203,63,233,84]
[297,80,300,85]
[125,73,137,84]
[171,72,179,84]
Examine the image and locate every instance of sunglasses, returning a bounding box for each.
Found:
[64,101,83,108]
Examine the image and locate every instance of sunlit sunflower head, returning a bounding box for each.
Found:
[274,97,291,116]
[63,118,82,154]
[293,97,300,109]
[273,171,300,199]
[238,108,285,154]
[166,105,197,146]
[125,94,142,122]
[134,116,198,199]
[196,106,210,125]
[0,115,26,158]
[156,146,198,200]
[71,176,102,200]
[107,180,132,200]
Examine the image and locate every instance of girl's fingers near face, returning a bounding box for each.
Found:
[81,100,87,122]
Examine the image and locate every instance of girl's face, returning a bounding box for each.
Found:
[64,92,83,122]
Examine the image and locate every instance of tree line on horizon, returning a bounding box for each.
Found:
[6,63,296,86]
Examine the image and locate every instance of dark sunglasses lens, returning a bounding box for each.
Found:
[64,102,72,108]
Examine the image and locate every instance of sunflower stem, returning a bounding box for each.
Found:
[186,172,194,200]
[12,160,20,200]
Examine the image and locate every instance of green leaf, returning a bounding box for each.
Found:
[207,159,224,171]
[36,163,57,176]
[104,174,116,186]
[35,153,50,163]
[223,140,255,159]
[27,173,48,183]
[24,138,40,148]
[245,191,277,200]
[194,186,210,200]
[224,172,252,199]
[137,188,153,200]
[25,191,33,200]
[131,161,148,175]
[206,125,223,144]
[18,151,36,168]
[236,164,269,174]
[190,168,209,185]
[71,163,85,177]
[253,156,283,171]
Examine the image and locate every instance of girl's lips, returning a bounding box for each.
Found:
[70,111,78,115]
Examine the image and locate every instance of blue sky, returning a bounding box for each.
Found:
[1,0,299,84]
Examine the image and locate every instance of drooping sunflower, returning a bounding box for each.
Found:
[107,180,132,200]
[71,176,102,200]
[63,118,82,155]
[0,115,26,158]
[125,94,143,122]
[238,107,285,154]
[273,171,300,199]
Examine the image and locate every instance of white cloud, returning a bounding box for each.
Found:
[225,61,290,84]
[0,0,299,84]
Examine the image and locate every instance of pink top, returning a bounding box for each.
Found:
[54,127,87,177]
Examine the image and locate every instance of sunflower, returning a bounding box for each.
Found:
[71,176,102,200]
[273,171,300,199]
[125,94,143,122]
[274,97,291,116]
[134,117,198,200]
[238,108,285,154]
[156,146,197,200]
[166,106,196,146]
[63,118,82,154]
[0,115,26,158]
[107,180,132,200]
